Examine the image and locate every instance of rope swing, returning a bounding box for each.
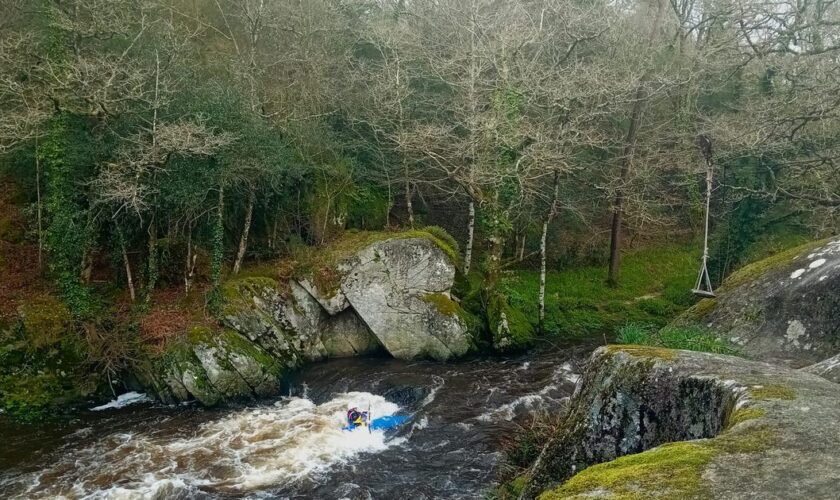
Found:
[692,135,716,299]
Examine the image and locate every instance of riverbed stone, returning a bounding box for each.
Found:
[672,237,840,367]
[522,345,840,500]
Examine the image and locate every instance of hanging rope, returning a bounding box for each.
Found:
[693,135,716,298]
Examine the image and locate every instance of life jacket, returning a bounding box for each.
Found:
[347,408,363,426]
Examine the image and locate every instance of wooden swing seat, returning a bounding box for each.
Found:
[691,288,716,299]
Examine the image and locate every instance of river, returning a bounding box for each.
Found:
[0,342,595,499]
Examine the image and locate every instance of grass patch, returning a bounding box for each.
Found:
[727,407,766,426]
[749,384,796,401]
[615,323,738,355]
[502,243,700,340]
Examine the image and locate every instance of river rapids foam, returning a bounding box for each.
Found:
[7,392,403,499]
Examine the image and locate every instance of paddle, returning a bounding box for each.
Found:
[368,401,372,434]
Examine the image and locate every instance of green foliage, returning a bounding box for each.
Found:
[502,243,699,339]
[487,290,535,350]
[40,115,97,319]
[0,310,101,421]
[208,200,225,315]
[616,323,738,355]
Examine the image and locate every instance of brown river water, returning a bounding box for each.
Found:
[0,342,595,499]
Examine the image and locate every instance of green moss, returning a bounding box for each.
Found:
[727,407,766,426]
[422,292,460,317]
[219,329,283,377]
[712,424,775,454]
[606,344,677,361]
[221,276,280,315]
[681,298,718,321]
[749,384,796,401]
[721,238,831,291]
[17,295,72,349]
[488,291,535,350]
[538,420,776,500]
[539,441,716,500]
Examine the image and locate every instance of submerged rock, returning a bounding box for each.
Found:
[521,345,840,499]
[673,237,840,367]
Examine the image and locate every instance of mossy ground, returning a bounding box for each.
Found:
[749,384,796,401]
[0,296,101,421]
[538,419,776,500]
[501,243,699,340]
[719,238,831,292]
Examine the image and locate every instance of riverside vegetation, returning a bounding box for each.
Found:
[2,1,840,498]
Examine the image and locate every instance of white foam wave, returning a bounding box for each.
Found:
[90,392,151,411]
[9,392,403,499]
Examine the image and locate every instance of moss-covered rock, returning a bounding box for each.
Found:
[670,236,840,368]
[517,346,840,499]
[145,326,283,405]
[0,298,102,421]
[488,291,535,351]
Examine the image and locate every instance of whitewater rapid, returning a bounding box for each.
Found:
[1,343,592,499]
[7,393,403,499]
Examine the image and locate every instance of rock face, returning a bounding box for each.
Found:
[801,353,840,383]
[523,346,840,500]
[339,237,471,361]
[676,237,840,368]
[144,231,472,404]
[144,328,283,406]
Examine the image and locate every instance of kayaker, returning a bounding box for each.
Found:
[346,406,369,429]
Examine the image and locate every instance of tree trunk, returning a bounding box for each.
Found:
[145,220,158,302]
[35,135,43,271]
[539,171,561,333]
[184,225,196,294]
[233,189,255,275]
[518,233,526,262]
[122,240,135,302]
[464,201,476,275]
[539,220,549,331]
[405,178,414,227]
[606,0,666,287]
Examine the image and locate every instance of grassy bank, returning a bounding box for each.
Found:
[501,243,700,340]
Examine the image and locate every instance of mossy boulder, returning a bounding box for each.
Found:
[670,237,840,368]
[0,297,101,421]
[146,327,283,405]
[518,346,840,499]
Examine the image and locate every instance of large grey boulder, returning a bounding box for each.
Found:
[339,237,471,361]
[523,345,840,500]
[675,237,840,367]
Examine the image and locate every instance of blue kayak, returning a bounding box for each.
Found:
[343,415,409,432]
